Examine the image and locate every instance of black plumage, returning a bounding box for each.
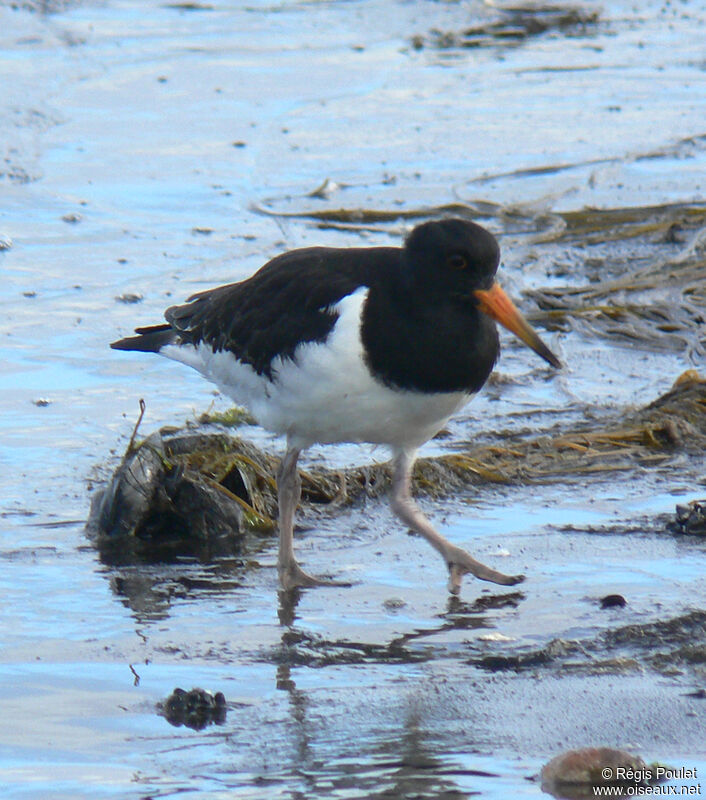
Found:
[163,247,382,379]
[112,219,503,393]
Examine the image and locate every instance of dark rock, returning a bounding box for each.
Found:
[541,747,650,798]
[600,594,627,609]
[669,500,706,536]
[86,431,247,562]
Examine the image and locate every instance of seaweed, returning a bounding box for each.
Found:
[415,4,600,52]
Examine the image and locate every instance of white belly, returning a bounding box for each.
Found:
[162,288,473,450]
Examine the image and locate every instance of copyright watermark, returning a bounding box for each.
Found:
[593,766,701,796]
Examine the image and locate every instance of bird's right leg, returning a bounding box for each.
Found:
[276,446,348,590]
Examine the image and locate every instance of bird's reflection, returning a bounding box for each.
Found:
[271,655,502,798]
[269,585,523,795]
[277,587,303,627]
[93,520,523,796]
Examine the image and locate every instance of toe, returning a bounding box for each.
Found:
[279,561,350,590]
[445,545,524,588]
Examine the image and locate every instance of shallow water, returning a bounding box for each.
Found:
[1,0,706,797]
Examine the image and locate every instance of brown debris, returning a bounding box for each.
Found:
[427,5,599,51]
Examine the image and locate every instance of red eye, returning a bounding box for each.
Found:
[447,254,467,270]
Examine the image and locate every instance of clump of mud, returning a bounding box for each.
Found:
[86,427,277,565]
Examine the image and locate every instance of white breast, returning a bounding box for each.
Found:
[161,288,473,450]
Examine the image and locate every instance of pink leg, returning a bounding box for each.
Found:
[389,448,524,595]
[276,446,348,590]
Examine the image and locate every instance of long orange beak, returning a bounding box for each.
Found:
[474,282,561,368]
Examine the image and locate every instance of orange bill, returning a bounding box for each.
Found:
[474,282,561,368]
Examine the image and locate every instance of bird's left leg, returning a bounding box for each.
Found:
[389,448,524,594]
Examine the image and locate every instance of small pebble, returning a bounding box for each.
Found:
[115,293,143,304]
[478,631,515,642]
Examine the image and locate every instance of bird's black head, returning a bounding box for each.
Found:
[401,217,562,370]
[402,218,500,296]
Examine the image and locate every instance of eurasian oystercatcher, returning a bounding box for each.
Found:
[111,218,561,594]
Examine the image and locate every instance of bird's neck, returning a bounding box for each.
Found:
[361,284,499,394]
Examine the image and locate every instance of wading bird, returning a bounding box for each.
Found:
[112,218,560,594]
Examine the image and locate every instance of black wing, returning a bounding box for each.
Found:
[161,246,398,378]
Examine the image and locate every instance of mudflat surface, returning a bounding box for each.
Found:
[1,1,705,798]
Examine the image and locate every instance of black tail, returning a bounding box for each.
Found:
[110,324,178,353]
